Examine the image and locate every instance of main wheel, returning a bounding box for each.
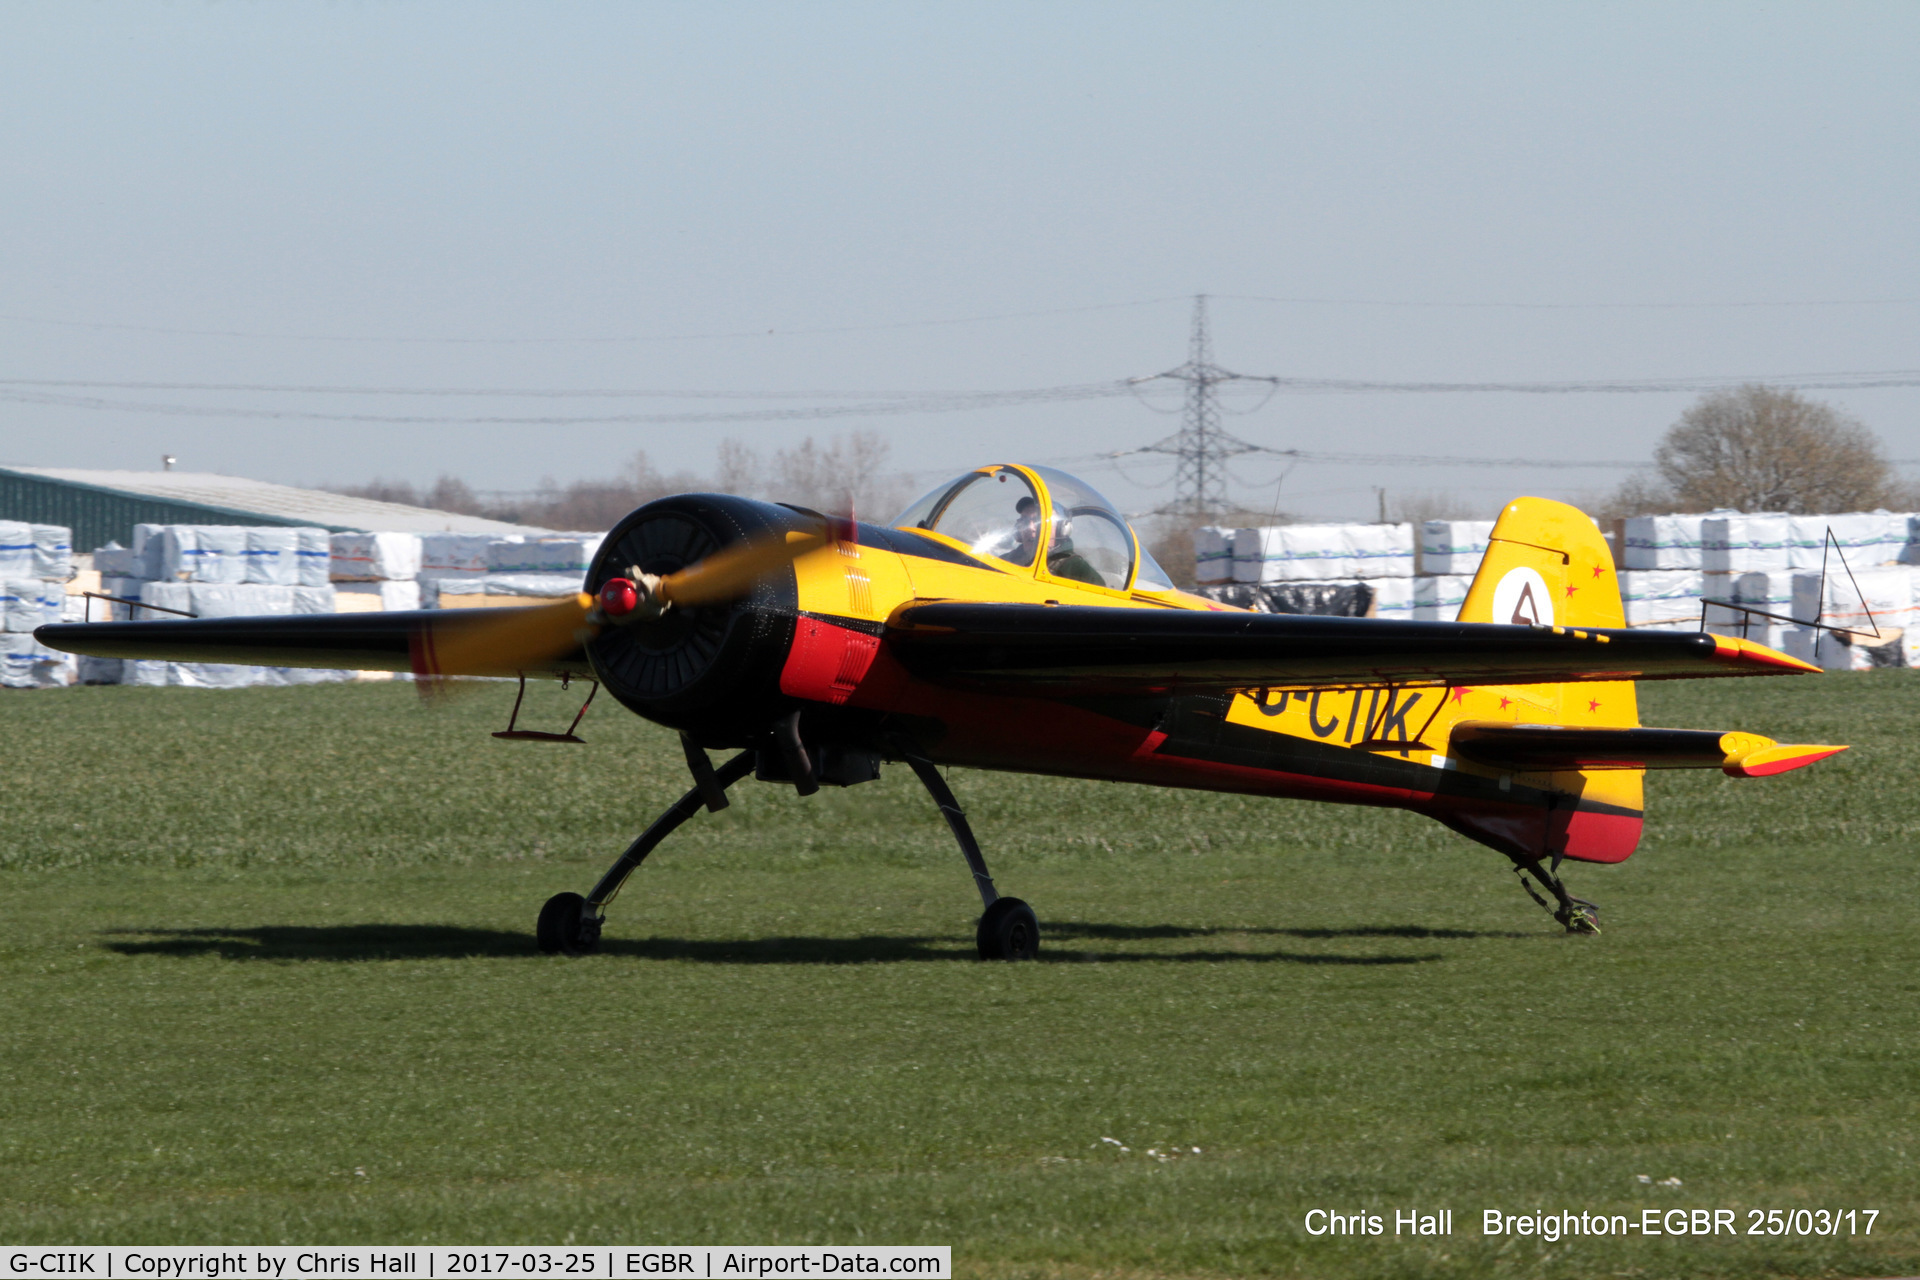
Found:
[537,891,601,956]
[977,897,1040,961]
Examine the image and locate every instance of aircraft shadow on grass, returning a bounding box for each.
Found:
[97,922,1489,966]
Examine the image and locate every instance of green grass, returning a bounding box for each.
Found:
[1,675,1916,1278]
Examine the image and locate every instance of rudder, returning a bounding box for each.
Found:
[1439,497,1643,863]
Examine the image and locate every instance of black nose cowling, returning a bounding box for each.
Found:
[584,494,807,740]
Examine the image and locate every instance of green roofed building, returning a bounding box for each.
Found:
[0,466,549,552]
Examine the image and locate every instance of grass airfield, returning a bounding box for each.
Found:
[1,674,1915,1279]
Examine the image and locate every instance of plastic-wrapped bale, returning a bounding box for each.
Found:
[1360,577,1415,621]
[1193,527,1235,585]
[2,580,65,632]
[1789,512,1907,570]
[1791,567,1915,667]
[1814,627,1911,671]
[1733,570,1795,614]
[240,527,301,585]
[94,576,148,621]
[1902,516,1920,566]
[1414,574,1474,622]
[1711,572,1797,640]
[488,534,601,575]
[1702,513,1791,573]
[30,524,72,581]
[1620,570,1707,626]
[436,573,585,609]
[130,524,167,579]
[330,532,422,581]
[121,582,191,687]
[422,533,496,576]
[1233,525,1351,582]
[294,527,330,586]
[336,580,421,612]
[1347,524,1415,578]
[271,586,352,685]
[1418,520,1494,576]
[77,654,124,685]
[0,633,73,688]
[0,522,31,579]
[92,543,144,578]
[159,525,250,583]
[1623,514,1714,570]
[165,585,294,688]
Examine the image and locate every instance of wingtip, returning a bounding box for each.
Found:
[1723,743,1848,778]
[1710,633,1822,674]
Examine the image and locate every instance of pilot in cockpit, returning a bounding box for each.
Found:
[1014,496,1101,586]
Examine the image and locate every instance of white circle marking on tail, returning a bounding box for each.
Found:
[1492,566,1554,628]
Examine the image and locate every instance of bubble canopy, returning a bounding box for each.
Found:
[891,464,1175,592]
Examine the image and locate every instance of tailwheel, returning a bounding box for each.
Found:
[1514,861,1601,936]
[977,897,1040,961]
[537,891,602,956]
[1558,898,1601,935]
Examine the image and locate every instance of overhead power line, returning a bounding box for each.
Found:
[0,296,1190,345]
[0,383,1134,427]
[4,290,1917,345]
[1218,293,1920,311]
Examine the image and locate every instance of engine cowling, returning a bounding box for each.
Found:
[584,494,807,742]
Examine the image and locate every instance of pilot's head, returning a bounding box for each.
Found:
[1015,495,1041,547]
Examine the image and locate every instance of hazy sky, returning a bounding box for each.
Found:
[3,2,1916,520]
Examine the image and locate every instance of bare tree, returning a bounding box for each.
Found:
[1613,385,1892,514]
[760,430,911,519]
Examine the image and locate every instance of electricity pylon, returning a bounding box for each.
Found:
[1127,294,1280,519]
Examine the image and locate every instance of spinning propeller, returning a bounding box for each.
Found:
[409,526,832,682]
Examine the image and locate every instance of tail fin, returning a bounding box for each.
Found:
[1434,497,1644,863]
[1455,495,1636,732]
[1424,497,1843,874]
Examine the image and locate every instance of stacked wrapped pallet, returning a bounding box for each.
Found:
[74,523,339,687]
[36,519,605,689]
[1618,510,1920,666]
[1,520,75,688]
[1192,508,1920,663]
[1415,520,1494,620]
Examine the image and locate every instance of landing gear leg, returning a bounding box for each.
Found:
[537,748,756,955]
[904,754,1039,960]
[1511,855,1600,935]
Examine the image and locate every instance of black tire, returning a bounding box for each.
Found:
[537,891,599,956]
[976,897,1040,961]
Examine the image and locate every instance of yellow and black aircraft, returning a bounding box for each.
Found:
[40,464,1845,958]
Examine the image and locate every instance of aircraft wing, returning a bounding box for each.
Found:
[885,602,1819,695]
[35,604,590,678]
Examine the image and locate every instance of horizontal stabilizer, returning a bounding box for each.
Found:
[887,603,1820,695]
[1449,721,1846,777]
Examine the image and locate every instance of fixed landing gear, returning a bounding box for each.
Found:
[1512,856,1601,935]
[977,897,1040,961]
[537,727,1038,960]
[536,891,599,956]
[536,739,755,956]
[904,752,1039,961]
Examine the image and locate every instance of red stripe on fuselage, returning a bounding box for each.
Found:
[806,625,1642,863]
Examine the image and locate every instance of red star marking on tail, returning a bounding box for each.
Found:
[1588,698,1602,712]
[1564,583,1579,598]
[1591,564,1605,577]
